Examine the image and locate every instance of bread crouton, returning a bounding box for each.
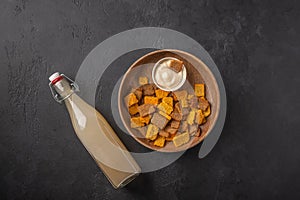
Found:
[155,89,169,99]
[195,84,205,97]
[125,93,138,107]
[195,109,205,125]
[139,77,148,85]
[128,104,139,116]
[203,105,211,117]
[187,110,196,125]
[130,117,145,128]
[157,102,173,115]
[146,124,159,140]
[162,97,173,107]
[144,96,159,105]
[154,136,166,147]
[173,132,190,147]
[140,115,151,125]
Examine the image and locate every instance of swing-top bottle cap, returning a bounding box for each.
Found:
[49,72,60,82]
[48,72,79,103]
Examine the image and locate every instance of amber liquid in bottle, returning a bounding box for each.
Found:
[50,73,141,188]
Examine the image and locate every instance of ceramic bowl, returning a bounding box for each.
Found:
[118,49,220,152]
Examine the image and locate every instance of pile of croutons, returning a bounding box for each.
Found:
[124,77,211,148]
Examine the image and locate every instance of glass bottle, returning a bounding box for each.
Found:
[48,72,141,188]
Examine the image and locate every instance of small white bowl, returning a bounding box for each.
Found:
[152,57,187,91]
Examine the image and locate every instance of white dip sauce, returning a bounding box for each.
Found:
[153,59,186,91]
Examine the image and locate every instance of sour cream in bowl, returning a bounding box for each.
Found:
[152,57,187,91]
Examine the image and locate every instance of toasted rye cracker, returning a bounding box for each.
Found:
[142,84,155,96]
[171,112,182,121]
[189,124,198,135]
[180,99,189,108]
[168,59,184,73]
[151,113,169,129]
[133,88,143,101]
[173,90,188,100]
[166,133,176,141]
[180,121,188,132]
[170,120,180,129]
[159,130,170,138]
[138,104,156,117]
[198,97,210,111]
[195,128,201,137]
[164,125,178,135]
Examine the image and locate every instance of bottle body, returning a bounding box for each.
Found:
[53,77,140,188]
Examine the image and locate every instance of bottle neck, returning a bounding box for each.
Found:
[53,78,74,101]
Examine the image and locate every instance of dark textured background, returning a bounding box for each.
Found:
[1,0,300,199]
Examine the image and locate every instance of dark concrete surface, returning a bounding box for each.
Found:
[1,0,300,199]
